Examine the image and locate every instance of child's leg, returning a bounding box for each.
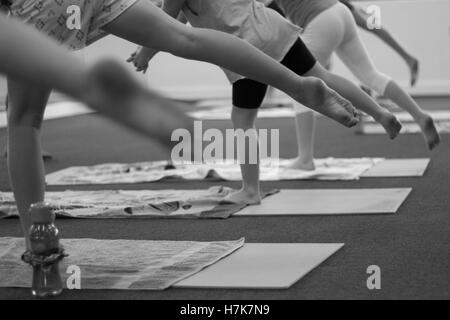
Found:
[101,0,358,128]
[224,79,267,205]
[227,107,261,205]
[336,5,440,149]
[287,110,316,170]
[3,96,53,161]
[7,79,51,249]
[304,62,402,139]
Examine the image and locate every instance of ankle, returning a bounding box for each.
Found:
[297,155,314,164]
[241,185,260,197]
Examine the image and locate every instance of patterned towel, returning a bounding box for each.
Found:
[0,237,244,290]
[0,186,278,219]
[45,157,384,185]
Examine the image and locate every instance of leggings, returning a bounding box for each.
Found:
[301,2,391,95]
[232,38,316,108]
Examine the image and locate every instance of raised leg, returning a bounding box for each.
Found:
[336,6,439,149]
[305,63,402,139]
[102,0,358,128]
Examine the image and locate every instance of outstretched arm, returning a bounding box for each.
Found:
[121,0,302,95]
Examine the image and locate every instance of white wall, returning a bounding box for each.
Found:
[83,0,450,100]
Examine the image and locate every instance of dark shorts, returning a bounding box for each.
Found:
[232,38,317,109]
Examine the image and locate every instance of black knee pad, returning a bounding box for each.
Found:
[232,79,268,109]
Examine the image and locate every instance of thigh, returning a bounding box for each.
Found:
[7,77,51,128]
[335,4,378,76]
[300,5,345,67]
[232,79,268,109]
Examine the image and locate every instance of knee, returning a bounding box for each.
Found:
[360,71,391,95]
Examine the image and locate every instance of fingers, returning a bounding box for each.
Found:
[126,51,149,74]
[136,64,149,73]
[126,52,136,63]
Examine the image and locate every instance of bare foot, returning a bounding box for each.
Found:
[378,112,402,139]
[85,59,193,148]
[223,188,261,205]
[418,114,441,150]
[284,157,315,171]
[409,58,419,87]
[291,78,359,128]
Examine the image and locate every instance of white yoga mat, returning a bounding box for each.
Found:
[361,158,430,177]
[175,243,344,289]
[45,158,429,186]
[47,158,427,186]
[0,237,244,290]
[236,188,412,216]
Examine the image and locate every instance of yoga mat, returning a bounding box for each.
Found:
[236,188,412,216]
[361,158,430,177]
[175,243,344,289]
[0,187,278,219]
[0,237,244,291]
[47,157,422,185]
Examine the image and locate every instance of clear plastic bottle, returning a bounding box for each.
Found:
[28,203,63,298]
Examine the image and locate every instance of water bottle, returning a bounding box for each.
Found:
[28,202,63,298]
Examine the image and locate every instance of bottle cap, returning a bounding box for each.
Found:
[30,202,55,224]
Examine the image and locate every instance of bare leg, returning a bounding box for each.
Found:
[286,110,316,170]
[305,63,402,139]
[224,107,262,205]
[3,95,53,161]
[336,7,440,150]
[384,81,440,149]
[102,0,358,128]
[7,79,50,249]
